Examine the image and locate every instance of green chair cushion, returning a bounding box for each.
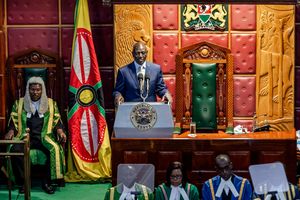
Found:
[24,68,47,84]
[192,63,217,130]
[30,149,47,165]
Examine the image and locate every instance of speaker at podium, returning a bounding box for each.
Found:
[114,102,174,138]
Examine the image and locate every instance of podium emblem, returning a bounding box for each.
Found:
[130,103,157,131]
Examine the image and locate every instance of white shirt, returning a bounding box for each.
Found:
[134,61,146,77]
[27,100,44,118]
[120,184,136,200]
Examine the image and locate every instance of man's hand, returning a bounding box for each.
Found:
[162,91,173,104]
[57,129,67,144]
[4,130,14,140]
[114,94,124,107]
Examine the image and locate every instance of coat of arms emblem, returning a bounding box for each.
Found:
[182,4,228,31]
[130,103,157,131]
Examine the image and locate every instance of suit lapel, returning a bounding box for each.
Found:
[128,62,139,88]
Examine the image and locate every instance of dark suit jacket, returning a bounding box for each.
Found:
[113,61,168,102]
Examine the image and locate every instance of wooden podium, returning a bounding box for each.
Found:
[111,129,296,189]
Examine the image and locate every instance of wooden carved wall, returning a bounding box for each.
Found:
[256,5,295,131]
[114,5,152,78]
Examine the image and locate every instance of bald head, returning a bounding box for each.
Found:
[215,154,233,180]
[132,42,148,65]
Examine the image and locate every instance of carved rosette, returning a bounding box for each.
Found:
[184,45,226,60]
[114,5,152,78]
[256,5,294,131]
[15,51,56,64]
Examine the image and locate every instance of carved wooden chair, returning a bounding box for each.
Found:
[5,49,64,185]
[175,42,234,132]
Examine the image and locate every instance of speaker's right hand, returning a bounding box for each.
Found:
[114,94,124,107]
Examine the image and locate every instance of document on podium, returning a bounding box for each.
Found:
[114,102,174,138]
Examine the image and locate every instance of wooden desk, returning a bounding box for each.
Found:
[111,129,296,189]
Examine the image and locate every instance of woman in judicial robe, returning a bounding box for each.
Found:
[155,161,199,200]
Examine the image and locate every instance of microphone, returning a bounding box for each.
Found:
[137,72,144,95]
[145,73,150,96]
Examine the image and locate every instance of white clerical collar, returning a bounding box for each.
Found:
[215,177,239,198]
[120,183,137,200]
[27,100,44,118]
[170,185,189,200]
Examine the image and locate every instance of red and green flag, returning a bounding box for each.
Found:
[66,0,111,181]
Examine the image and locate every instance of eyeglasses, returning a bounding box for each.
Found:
[170,175,182,180]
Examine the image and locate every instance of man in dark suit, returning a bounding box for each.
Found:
[113,42,172,106]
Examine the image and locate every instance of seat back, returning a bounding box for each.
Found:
[192,63,217,130]
[6,49,64,121]
[175,42,234,131]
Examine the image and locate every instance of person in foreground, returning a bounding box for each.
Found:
[5,76,66,194]
[155,161,199,200]
[104,164,154,200]
[113,42,172,106]
[252,182,300,200]
[202,154,252,200]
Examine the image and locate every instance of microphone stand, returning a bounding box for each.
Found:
[140,73,150,103]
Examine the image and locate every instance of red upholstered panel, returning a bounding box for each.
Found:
[8,28,59,55]
[153,5,178,30]
[231,33,256,74]
[91,27,114,66]
[233,76,256,117]
[7,0,58,24]
[231,5,256,30]
[101,69,115,110]
[233,119,254,133]
[181,34,228,48]
[296,25,300,66]
[295,68,300,107]
[61,28,74,66]
[153,33,178,74]
[157,76,176,113]
[61,0,113,24]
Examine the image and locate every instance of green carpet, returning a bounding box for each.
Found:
[0,182,111,200]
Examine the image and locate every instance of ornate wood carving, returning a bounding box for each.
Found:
[114,5,152,78]
[176,42,232,130]
[15,51,56,65]
[184,63,191,125]
[256,5,294,131]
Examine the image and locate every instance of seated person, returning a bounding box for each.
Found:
[253,182,300,200]
[104,164,154,200]
[5,76,66,194]
[155,161,199,200]
[113,42,172,105]
[202,154,252,200]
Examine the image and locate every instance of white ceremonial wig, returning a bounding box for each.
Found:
[24,76,48,114]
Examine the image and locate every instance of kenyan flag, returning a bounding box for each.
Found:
[66,0,111,181]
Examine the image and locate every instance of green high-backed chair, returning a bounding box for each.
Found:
[175,42,234,132]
